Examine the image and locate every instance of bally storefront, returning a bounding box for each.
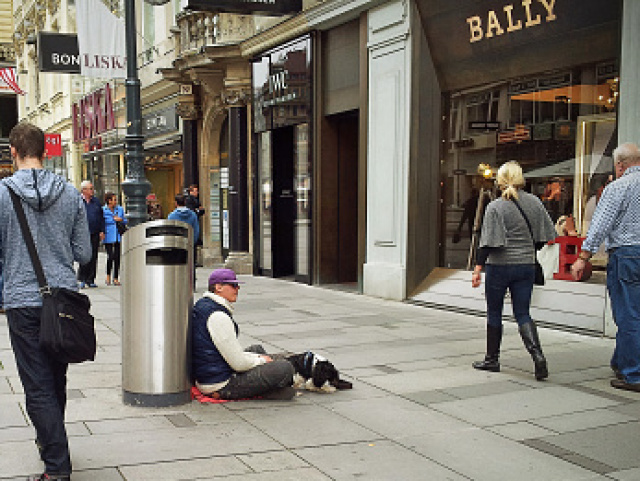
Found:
[406,0,640,336]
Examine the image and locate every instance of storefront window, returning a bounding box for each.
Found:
[295,123,310,276]
[441,61,619,283]
[258,131,272,271]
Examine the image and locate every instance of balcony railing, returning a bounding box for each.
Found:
[175,11,218,56]
[0,43,16,62]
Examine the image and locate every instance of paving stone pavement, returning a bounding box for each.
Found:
[0,254,638,480]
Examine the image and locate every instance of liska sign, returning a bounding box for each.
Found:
[38,32,126,74]
[72,84,116,143]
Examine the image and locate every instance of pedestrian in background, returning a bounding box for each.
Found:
[471,161,556,380]
[102,192,126,286]
[572,143,640,392]
[0,122,91,480]
[168,193,200,287]
[77,180,104,288]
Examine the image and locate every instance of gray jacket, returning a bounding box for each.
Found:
[0,169,91,309]
[479,191,556,265]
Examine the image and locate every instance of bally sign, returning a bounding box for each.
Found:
[466,0,557,44]
[416,0,619,91]
[72,84,115,143]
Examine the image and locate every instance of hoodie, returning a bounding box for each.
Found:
[168,206,199,244]
[0,169,92,309]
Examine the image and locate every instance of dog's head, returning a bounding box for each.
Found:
[311,360,340,390]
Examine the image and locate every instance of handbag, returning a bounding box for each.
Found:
[116,220,128,236]
[513,200,545,286]
[8,188,96,364]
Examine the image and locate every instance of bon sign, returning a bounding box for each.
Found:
[45,133,63,157]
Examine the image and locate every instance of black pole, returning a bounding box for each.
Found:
[228,106,248,251]
[121,0,151,227]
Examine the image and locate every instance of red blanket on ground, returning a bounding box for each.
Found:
[190,386,260,403]
[190,386,231,403]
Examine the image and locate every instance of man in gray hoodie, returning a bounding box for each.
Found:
[0,122,91,481]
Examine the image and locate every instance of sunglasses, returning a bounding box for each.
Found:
[223,283,240,289]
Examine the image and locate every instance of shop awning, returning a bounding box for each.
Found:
[524,155,613,179]
[144,133,182,153]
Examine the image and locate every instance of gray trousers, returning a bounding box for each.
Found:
[216,345,294,400]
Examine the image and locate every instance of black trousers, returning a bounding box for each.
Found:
[104,242,121,279]
[78,232,100,283]
[7,307,72,475]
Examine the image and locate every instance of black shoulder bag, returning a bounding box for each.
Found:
[8,187,96,363]
[513,200,545,286]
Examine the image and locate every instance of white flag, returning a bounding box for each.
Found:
[76,0,127,79]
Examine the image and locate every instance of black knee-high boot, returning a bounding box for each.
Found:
[473,324,502,372]
[519,321,548,380]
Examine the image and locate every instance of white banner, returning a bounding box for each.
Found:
[75,0,126,79]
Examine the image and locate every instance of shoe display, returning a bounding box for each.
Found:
[610,379,640,392]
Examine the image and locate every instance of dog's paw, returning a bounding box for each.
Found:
[292,373,306,389]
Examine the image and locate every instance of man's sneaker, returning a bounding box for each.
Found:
[27,473,71,480]
[79,282,86,289]
[88,283,98,288]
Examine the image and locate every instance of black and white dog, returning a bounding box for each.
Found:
[286,351,352,393]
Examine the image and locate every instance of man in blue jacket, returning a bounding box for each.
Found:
[77,180,104,288]
[0,122,91,480]
[168,193,200,287]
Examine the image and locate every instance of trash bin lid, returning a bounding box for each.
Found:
[122,219,193,254]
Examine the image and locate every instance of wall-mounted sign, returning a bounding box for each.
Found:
[417,0,619,91]
[38,32,81,74]
[252,35,312,133]
[142,106,178,136]
[72,83,115,143]
[45,133,63,157]
[469,121,501,130]
[185,0,301,16]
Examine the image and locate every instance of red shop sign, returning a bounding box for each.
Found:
[45,133,63,157]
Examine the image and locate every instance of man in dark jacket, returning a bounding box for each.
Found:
[77,180,104,288]
[0,122,91,480]
[169,194,200,287]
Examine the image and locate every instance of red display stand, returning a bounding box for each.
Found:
[553,236,585,280]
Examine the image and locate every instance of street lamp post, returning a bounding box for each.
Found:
[121,0,151,227]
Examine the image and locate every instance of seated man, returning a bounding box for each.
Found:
[192,268,295,400]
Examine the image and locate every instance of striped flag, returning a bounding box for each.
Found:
[0,67,26,95]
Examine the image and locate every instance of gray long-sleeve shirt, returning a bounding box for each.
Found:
[0,169,91,309]
[479,191,556,265]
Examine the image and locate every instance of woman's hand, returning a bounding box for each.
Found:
[114,215,123,222]
[471,267,482,288]
[260,355,273,363]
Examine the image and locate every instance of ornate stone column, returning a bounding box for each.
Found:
[222,86,253,274]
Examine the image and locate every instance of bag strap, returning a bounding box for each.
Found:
[512,199,536,249]
[7,186,50,294]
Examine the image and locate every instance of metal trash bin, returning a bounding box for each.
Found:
[121,219,193,406]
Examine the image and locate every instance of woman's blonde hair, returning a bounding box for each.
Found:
[496,161,525,201]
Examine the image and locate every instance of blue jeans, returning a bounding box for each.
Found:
[485,264,535,328]
[607,246,640,384]
[6,307,72,475]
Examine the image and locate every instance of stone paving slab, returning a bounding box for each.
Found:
[0,257,638,480]
[295,440,467,480]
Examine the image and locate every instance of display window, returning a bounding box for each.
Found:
[440,61,619,284]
